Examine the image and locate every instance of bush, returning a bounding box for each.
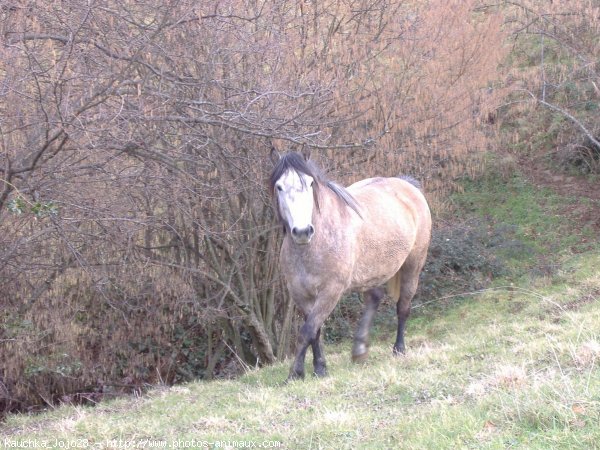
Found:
[419,219,532,303]
[323,293,364,344]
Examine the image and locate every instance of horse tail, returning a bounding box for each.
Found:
[386,270,401,301]
[398,175,422,191]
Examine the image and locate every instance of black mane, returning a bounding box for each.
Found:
[269,152,362,219]
[269,152,320,193]
[398,175,422,191]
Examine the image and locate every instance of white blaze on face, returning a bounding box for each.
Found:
[275,170,315,244]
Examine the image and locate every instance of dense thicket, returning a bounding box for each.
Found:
[7,0,595,413]
[501,1,600,171]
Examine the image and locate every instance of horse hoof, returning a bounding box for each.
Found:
[285,371,305,383]
[352,341,368,363]
[392,346,406,357]
[352,351,369,364]
[313,368,328,378]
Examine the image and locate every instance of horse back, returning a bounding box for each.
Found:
[348,176,430,230]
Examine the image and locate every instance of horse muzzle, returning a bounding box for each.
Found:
[291,224,315,244]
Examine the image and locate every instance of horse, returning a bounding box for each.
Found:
[270,151,431,381]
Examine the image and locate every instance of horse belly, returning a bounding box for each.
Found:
[349,230,410,290]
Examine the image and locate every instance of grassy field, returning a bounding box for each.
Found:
[3,173,600,449]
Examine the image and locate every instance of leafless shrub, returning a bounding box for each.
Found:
[501,0,600,168]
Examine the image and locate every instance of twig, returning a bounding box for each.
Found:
[223,340,253,374]
[412,285,546,310]
[517,89,600,150]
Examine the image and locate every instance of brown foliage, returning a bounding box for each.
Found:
[501,0,600,170]
[0,0,505,413]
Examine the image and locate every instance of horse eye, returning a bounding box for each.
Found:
[276,185,283,192]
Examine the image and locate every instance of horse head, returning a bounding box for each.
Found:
[270,151,319,245]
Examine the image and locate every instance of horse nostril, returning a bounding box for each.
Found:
[291,226,314,239]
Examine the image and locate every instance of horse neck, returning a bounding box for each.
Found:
[312,184,347,243]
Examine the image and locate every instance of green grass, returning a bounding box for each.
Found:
[454,173,597,265]
[3,270,599,449]
[3,176,600,449]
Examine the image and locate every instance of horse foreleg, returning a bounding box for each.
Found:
[288,322,312,381]
[288,289,341,382]
[352,287,385,363]
[289,321,329,381]
[311,327,328,377]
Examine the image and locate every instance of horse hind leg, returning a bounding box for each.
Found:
[352,287,385,363]
[393,261,423,356]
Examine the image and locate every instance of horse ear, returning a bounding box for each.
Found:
[270,147,281,164]
[301,145,311,161]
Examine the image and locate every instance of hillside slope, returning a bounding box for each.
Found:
[3,174,600,449]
